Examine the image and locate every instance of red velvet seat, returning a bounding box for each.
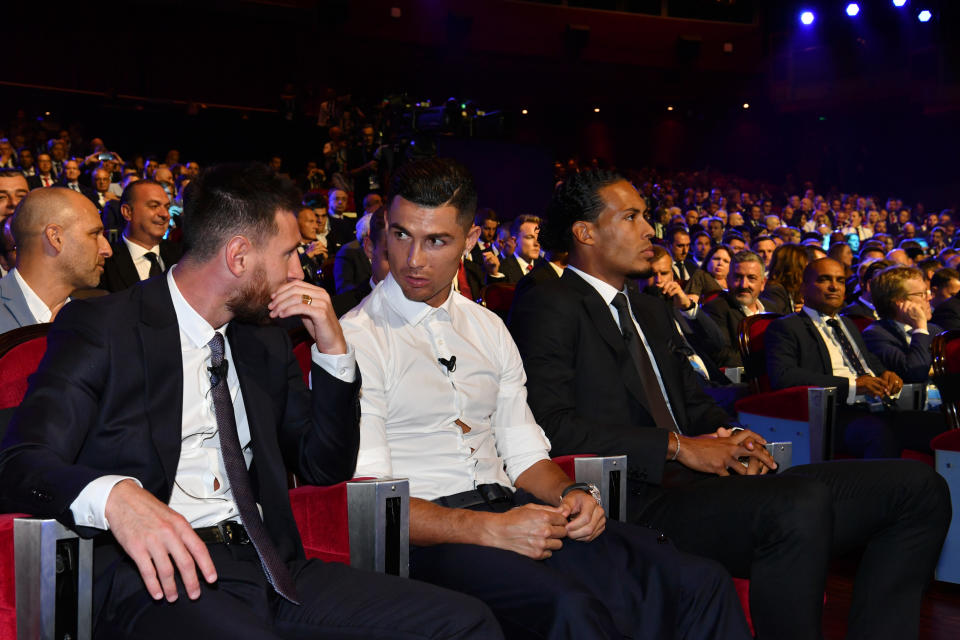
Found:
[842,313,874,334]
[481,283,517,315]
[0,514,23,640]
[0,324,52,409]
[932,330,960,430]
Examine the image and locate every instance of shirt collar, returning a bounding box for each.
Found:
[382,272,455,327]
[514,254,532,272]
[803,305,839,324]
[123,233,160,260]
[167,267,225,349]
[567,265,623,306]
[11,267,63,323]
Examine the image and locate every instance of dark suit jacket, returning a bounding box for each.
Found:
[508,269,730,494]
[671,257,698,284]
[932,296,960,331]
[331,279,372,318]
[101,200,125,238]
[99,239,182,293]
[461,259,484,303]
[0,276,360,579]
[765,311,887,401]
[495,255,538,285]
[57,180,98,205]
[840,298,878,320]
[862,318,941,384]
[333,240,372,295]
[326,214,357,255]
[513,261,561,300]
[701,291,747,367]
[760,282,793,315]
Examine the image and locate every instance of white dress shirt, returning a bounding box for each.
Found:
[548,261,564,278]
[567,266,681,431]
[514,254,534,274]
[123,234,164,281]
[11,267,64,323]
[340,273,551,501]
[802,306,875,405]
[69,267,356,529]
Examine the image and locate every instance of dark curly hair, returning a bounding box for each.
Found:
[540,169,624,253]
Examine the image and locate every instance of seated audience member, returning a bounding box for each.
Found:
[333,213,372,294]
[508,169,949,640]
[326,187,357,254]
[295,206,326,285]
[484,214,542,284]
[102,173,139,239]
[683,244,731,302]
[841,259,891,320]
[469,207,500,265]
[863,266,941,383]
[26,153,57,189]
[0,169,29,226]
[91,167,117,210]
[931,270,960,331]
[100,179,181,293]
[665,225,696,283]
[765,258,947,456]
[761,243,808,313]
[0,217,14,277]
[331,208,389,317]
[341,158,750,640]
[721,230,746,253]
[750,235,776,274]
[859,243,887,264]
[702,251,768,367]
[916,257,942,282]
[57,159,98,204]
[513,248,567,299]
[690,230,712,268]
[0,162,500,639]
[887,247,913,266]
[931,267,960,314]
[0,188,112,333]
[828,241,854,277]
[361,192,383,216]
[643,247,736,389]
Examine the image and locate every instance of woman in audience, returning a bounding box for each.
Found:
[762,243,809,314]
[685,244,732,301]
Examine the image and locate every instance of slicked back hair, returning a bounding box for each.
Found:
[182,163,301,262]
[387,157,478,230]
[540,169,624,253]
[120,178,164,209]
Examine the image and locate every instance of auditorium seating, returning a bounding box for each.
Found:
[932,329,960,430]
[933,429,960,584]
[842,314,874,334]
[480,282,516,318]
[0,324,51,411]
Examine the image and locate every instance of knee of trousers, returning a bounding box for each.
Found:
[760,477,834,547]
[896,460,952,527]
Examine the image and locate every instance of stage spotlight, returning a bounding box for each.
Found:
[892,0,906,6]
[846,3,860,17]
[800,10,815,25]
[742,103,750,110]
[521,109,528,115]
[594,107,600,113]
[667,105,674,111]
[918,9,932,22]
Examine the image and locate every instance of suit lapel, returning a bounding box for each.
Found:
[115,242,142,289]
[136,278,184,490]
[880,318,909,346]
[0,276,37,327]
[798,312,834,373]
[562,270,650,411]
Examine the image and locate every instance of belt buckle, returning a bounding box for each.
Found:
[217,522,249,546]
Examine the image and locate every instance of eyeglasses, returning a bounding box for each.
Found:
[904,290,932,299]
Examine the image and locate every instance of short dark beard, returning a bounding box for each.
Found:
[226,264,273,325]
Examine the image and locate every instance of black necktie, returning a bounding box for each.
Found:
[610,293,680,432]
[143,252,163,278]
[675,260,687,280]
[825,318,869,377]
[207,333,300,603]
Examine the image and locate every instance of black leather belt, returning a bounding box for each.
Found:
[194,521,250,546]
[432,484,513,509]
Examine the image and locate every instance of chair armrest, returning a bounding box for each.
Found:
[897,382,926,411]
[290,479,409,577]
[551,454,627,522]
[14,517,92,640]
[723,367,744,384]
[736,386,837,465]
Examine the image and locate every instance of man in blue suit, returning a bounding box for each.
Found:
[0,187,112,334]
[863,265,942,383]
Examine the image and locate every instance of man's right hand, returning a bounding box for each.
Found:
[674,431,777,476]
[855,375,889,397]
[482,251,501,277]
[104,479,217,602]
[482,503,568,560]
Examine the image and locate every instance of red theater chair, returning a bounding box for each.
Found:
[842,313,874,334]
[932,329,960,430]
[480,283,516,318]
[0,324,52,410]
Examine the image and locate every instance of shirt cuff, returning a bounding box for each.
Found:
[680,305,698,319]
[911,327,929,336]
[847,376,859,405]
[311,344,357,383]
[70,475,142,530]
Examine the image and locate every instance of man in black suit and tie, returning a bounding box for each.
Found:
[468,207,500,265]
[100,180,182,293]
[485,214,541,284]
[509,169,950,640]
[665,226,696,284]
[26,153,58,190]
[0,162,501,639]
[57,159,98,205]
[766,258,947,457]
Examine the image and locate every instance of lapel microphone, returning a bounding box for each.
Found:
[208,360,230,386]
[438,355,457,372]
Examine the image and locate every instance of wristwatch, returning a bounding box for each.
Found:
[561,482,602,507]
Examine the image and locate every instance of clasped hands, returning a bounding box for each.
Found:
[675,427,778,476]
[488,492,606,560]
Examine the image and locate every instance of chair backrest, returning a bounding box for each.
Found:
[738,313,783,393]
[842,313,873,334]
[0,324,52,409]
[932,330,960,430]
[288,327,313,387]
[700,289,722,305]
[481,283,516,314]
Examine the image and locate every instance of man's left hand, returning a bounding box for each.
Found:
[560,490,606,542]
[268,281,348,355]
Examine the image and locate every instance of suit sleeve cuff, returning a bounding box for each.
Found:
[70,475,142,530]
[311,344,357,383]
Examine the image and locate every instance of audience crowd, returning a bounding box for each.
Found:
[0,113,957,640]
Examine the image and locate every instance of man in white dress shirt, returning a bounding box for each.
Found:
[0,187,112,334]
[340,157,750,640]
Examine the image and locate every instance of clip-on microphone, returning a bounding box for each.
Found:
[438,355,457,372]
